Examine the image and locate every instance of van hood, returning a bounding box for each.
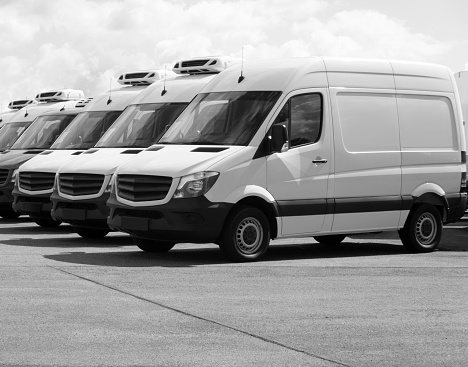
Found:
[18,150,85,173]
[114,145,246,178]
[58,148,145,176]
[0,150,42,170]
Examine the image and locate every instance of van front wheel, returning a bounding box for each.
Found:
[219,206,270,262]
[398,204,442,253]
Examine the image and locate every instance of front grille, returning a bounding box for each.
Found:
[0,169,9,185]
[19,172,55,191]
[59,173,105,196]
[181,59,209,67]
[125,72,148,79]
[117,174,172,202]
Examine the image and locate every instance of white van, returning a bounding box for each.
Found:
[1,99,37,129]
[0,90,85,219]
[49,57,238,238]
[107,57,467,262]
[12,70,162,226]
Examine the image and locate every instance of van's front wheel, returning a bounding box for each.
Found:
[398,204,442,253]
[219,206,270,262]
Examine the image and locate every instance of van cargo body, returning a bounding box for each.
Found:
[107,57,467,261]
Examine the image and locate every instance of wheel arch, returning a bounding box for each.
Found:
[220,195,279,241]
[411,192,448,221]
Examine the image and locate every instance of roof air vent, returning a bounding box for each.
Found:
[116,70,170,86]
[7,99,38,110]
[172,56,240,75]
[35,89,85,102]
[75,97,93,108]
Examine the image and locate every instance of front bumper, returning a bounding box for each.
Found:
[0,181,15,211]
[107,194,233,243]
[12,189,53,219]
[50,190,110,229]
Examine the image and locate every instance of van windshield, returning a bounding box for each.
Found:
[0,121,32,151]
[50,111,122,150]
[159,91,281,146]
[95,103,188,148]
[10,114,78,150]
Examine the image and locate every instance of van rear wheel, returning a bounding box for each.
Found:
[398,204,442,253]
[219,206,270,262]
[132,237,176,253]
[313,234,347,244]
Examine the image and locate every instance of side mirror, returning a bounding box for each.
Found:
[269,124,288,153]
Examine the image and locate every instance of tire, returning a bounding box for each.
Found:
[0,210,20,219]
[33,218,61,227]
[313,234,347,244]
[132,237,176,253]
[219,206,270,262]
[74,226,109,238]
[398,204,442,253]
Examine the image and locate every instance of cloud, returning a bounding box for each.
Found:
[0,0,458,110]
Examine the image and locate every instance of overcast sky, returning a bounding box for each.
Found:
[1,0,467,111]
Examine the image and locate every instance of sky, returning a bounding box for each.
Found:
[1,0,467,112]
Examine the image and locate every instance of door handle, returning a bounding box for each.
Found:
[312,157,328,164]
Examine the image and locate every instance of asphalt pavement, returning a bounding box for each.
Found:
[1,217,467,367]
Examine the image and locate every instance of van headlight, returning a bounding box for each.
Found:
[173,172,219,199]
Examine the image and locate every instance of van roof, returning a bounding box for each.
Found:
[202,57,454,94]
[129,74,219,105]
[7,101,80,124]
[80,85,148,112]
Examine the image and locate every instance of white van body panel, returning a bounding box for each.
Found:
[59,148,142,176]
[115,145,246,180]
[109,57,466,247]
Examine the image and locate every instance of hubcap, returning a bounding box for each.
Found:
[415,212,437,246]
[235,217,263,254]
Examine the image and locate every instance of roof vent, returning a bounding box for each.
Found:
[116,70,167,86]
[7,99,38,110]
[172,56,240,75]
[75,97,93,108]
[35,89,85,102]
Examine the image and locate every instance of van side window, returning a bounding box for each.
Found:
[273,94,322,148]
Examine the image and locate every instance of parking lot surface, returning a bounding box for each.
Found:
[1,217,468,367]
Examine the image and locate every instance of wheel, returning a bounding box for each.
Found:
[74,226,109,238]
[0,210,20,219]
[219,206,270,262]
[398,204,442,253]
[313,234,347,244]
[33,218,61,227]
[132,237,176,252]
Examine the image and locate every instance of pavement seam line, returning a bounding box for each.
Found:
[49,265,352,367]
